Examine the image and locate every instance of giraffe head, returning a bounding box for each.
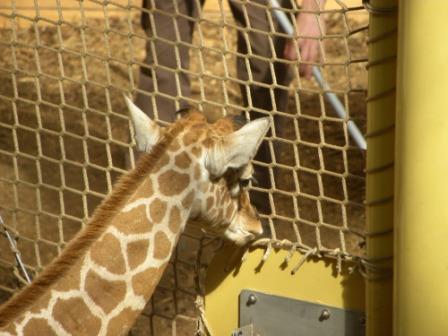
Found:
[125,97,269,245]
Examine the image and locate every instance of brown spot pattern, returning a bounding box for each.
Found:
[224,190,231,204]
[106,307,140,336]
[226,202,236,219]
[152,152,170,173]
[29,292,52,315]
[149,198,167,223]
[191,146,202,158]
[182,190,195,209]
[194,164,201,180]
[182,131,198,147]
[174,152,192,169]
[85,270,126,314]
[218,208,225,220]
[221,190,229,205]
[168,206,182,233]
[209,208,218,218]
[53,297,101,335]
[90,233,126,274]
[168,138,181,152]
[206,196,214,210]
[158,171,190,196]
[127,239,149,269]
[202,137,213,148]
[132,267,159,299]
[114,205,152,235]
[153,231,171,260]
[198,182,208,193]
[23,318,57,336]
[2,321,18,334]
[217,189,224,204]
[133,178,153,199]
[212,118,234,134]
[53,260,82,292]
[214,188,220,203]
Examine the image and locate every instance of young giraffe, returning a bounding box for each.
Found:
[0,97,270,336]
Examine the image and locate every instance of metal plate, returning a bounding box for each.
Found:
[239,290,365,336]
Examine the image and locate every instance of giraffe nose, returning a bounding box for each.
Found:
[248,226,263,236]
[247,219,264,237]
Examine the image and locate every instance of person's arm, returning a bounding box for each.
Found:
[283,0,326,79]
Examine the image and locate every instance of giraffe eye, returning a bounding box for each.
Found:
[240,179,250,188]
[239,177,255,189]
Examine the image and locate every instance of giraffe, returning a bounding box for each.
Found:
[0,96,270,336]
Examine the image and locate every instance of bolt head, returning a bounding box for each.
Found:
[319,309,331,321]
[247,294,257,306]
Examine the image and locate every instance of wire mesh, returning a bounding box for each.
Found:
[0,0,368,334]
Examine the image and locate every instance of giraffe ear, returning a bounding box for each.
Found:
[124,95,162,152]
[205,118,270,177]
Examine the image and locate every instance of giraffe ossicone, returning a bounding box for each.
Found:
[0,98,270,335]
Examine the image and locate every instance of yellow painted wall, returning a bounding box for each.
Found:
[205,247,365,335]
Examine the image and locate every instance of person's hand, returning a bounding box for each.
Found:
[284,1,325,79]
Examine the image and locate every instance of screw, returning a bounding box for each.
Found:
[247,293,257,306]
[319,309,331,321]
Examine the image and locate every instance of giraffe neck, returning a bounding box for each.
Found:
[0,123,200,335]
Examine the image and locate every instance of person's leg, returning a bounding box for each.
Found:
[229,0,292,113]
[229,0,293,215]
[137,0,204,122]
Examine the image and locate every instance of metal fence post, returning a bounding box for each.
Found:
[365,0,398,335]
[395,1,448,335]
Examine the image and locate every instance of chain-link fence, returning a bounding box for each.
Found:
[0,0,368,334]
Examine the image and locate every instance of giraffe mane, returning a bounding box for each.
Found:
[0,112,203,328]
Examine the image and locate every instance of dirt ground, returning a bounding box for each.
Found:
[0,8,368,335]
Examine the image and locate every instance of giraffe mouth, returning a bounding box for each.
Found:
[223,226,259,246]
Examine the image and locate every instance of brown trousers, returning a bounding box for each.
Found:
[136,0,294,213]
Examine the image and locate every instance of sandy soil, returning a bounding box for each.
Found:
[0,8,368,335]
